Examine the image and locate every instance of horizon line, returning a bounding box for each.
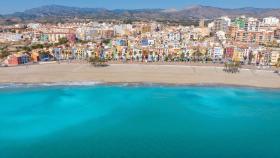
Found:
[1,4,280,15]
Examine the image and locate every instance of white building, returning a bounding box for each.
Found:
[76,26,98,41]
[0,33,22,42]
[213,16,231,32]
[212,46,224,59]
[114,24,132,36]
[263,17,279,26]
[221,16,231,26]
[245,17,260,32]
[216,31,226,41]
[27,23,42,30]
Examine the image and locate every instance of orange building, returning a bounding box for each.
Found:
[234,30,274,44]
[31,52,40,62]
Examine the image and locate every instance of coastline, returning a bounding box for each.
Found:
[0,63,279,89]
[1,82,280,91]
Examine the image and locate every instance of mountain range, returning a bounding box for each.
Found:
[1,5,280,23]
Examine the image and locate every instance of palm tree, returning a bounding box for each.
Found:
[248,51,253,65]
[0,50,10,59]
[224,60,241,73]
[168,54,173,62]
[257,52,263,66]
[180,52,185,62]
[192,49,203,62]
[89,56,108,67]
[275,58,280,74]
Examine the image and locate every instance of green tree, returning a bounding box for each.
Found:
[89,56,108,67]
[58,37,68,45]
[180,53,185,61]
[31,44,44,50]
[0,50,10,59]
[23,46,31,52]
[123,19,133,24]
[192,50,203,62]
[102,39,111,45]
[224,61,241,73]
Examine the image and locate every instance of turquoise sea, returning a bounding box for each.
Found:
[0,84,280,158]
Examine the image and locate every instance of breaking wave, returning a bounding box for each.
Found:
[0,82,103,89]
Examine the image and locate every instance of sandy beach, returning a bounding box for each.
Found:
[0,63,279,88]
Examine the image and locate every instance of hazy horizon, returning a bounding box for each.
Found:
[1,0,280,14]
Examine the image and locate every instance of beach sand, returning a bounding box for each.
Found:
[0,63,279,88]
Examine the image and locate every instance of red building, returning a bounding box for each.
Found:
[7,55,19,66]
[225,47,234,59]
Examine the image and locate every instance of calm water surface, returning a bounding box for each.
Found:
[0,85,280,158]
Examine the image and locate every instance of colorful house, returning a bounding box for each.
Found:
[270,50,280,66]
[31,51,40,62]
[6,54,19,66]
[212,47,224,59]
[225,47,234,59]
[232,48,245,62]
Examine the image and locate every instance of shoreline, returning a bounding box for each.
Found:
[0,63,279,89]
[1,82,280,90]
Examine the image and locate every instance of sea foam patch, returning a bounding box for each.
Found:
[0,81,103,89]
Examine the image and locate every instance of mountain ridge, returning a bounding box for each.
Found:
[1,5,280,23]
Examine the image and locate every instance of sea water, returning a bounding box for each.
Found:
[0,85,280,158]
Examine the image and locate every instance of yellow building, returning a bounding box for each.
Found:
[142,25,151,33]
[76,47,87,59]
[270,50,280,66]
[232,48,244,62]
[62,49,72,60]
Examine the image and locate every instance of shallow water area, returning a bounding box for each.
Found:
[0,84,280,158]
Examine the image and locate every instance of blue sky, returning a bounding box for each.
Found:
[1,0,280,14]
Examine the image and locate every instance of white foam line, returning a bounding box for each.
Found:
[0,81,104,89]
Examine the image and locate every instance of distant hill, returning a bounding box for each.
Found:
[2,5,280,23]
[170,5,280,19]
